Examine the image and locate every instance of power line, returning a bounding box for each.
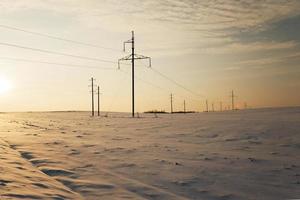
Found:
[0,40,206,111]
[0,42,120,64]
[0,42,205,102]
[0,24,122,52]
[119,69,169,93]
[0,24,207,104]
[150,67,204,98]
[118,31,151,118]
[120,68,203,111]
[0,57,116,70]
[1,56,174,99]
[120,68,204,109]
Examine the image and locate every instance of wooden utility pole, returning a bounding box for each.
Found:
[90,77,95,116]
[220,101,222,112]
[118,31,151,118]
[131,31,135,118]
[231,90,234,110]
[231,90,236,111]
[170,93,173,114]
[206,99,209,112]
[97,85,100,117]
[183,100,186,113]
[212,103,214,112]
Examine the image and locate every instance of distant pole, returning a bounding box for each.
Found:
[183,100,186,113]
[231,90,236,111]
[206,99,209,112]
[231,90,234,110]
[97,85,100,117]
[170,93,173,114]
[212,103,214,112]
[220,101,222,112]
[91,77,94,117]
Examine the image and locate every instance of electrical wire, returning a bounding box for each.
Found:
[0,39,206,107]
[0,41,203,99]
[0,24,122,52]
[118,68,170,93]
[0,57,117,70]
[0,24,206,101]
[0,42,123,65]
[150,67,205,98]
[119,68,204,112]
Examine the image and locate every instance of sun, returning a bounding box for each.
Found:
[0,78,12,94]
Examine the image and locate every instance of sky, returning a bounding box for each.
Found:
[0,0,299,112]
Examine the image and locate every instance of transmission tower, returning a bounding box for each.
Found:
[118,31,151,118]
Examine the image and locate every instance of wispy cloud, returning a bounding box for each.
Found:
[202,40,298,54]
[231,50,300,69]
[0,0,299,57]
[2,0,300,34]
[130,0,300,37]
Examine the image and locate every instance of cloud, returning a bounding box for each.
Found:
[2,0,300,34]
[140,40,298,58]
[231,50,300,69]
[202,40,298,54]
[127,0,300,37]
[0,0,299,57]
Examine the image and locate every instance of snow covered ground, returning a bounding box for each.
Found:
[0,107,299,200]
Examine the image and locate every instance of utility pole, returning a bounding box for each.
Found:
[118,31,151,118]
[131,31,135,118]
[206,99,209,112]
[89,77,95,117]
[183,100,186,113]
[220,101,222,112]
[97,85,100,117]
[231,90,234,110]
[212,103,214,112]
[231,90,236,111]
[170,93,173,114]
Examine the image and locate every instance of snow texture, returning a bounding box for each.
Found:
[0,107,299,199]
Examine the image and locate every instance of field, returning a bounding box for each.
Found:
[0,107,299,200]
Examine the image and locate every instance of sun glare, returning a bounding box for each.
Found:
[0,78,11,94]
